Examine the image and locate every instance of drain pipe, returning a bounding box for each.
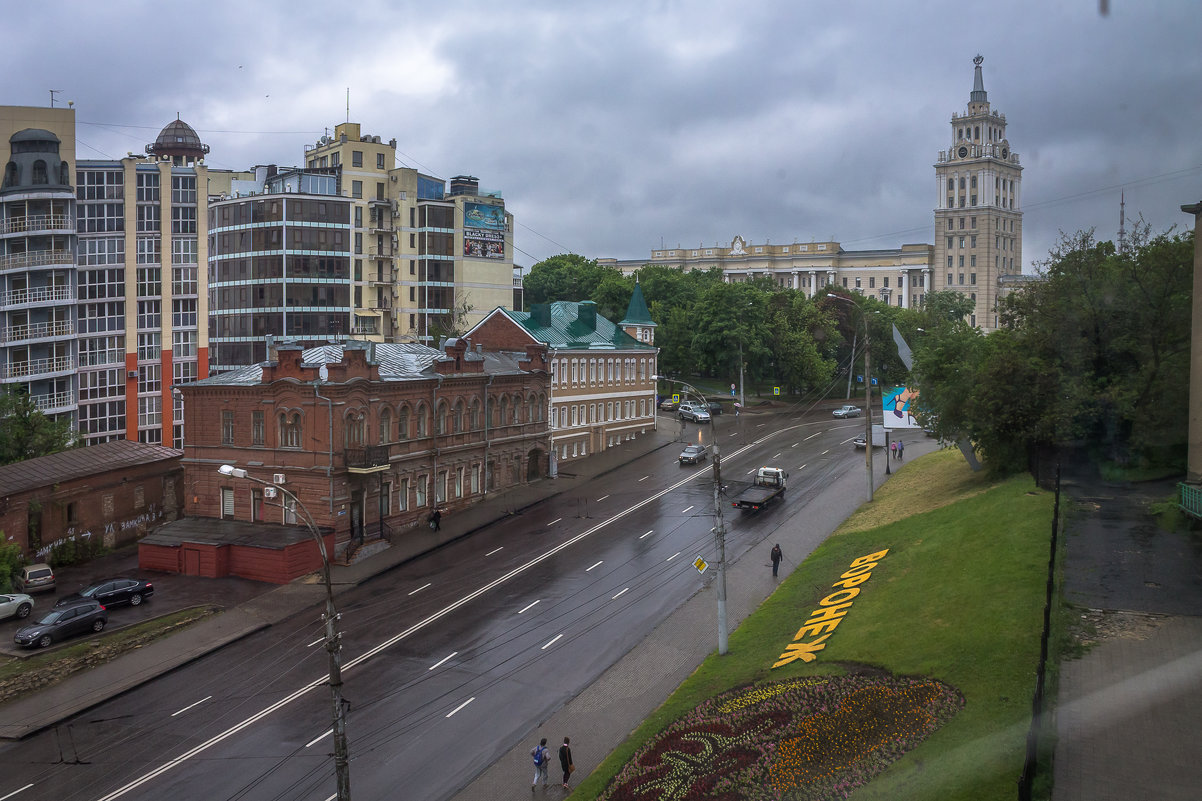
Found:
[315,380,334,515]
[482,373,494,498]
[432,373,442,508]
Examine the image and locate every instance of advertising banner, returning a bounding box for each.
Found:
[882,386,920,428]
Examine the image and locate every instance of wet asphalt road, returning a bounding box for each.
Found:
[0,409,873,801]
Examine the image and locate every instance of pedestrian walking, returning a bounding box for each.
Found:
[890,440,898,460]
[770,544,783,577]
[531,737,550,790]
[558,736,574,789]
[429,507,442,531]
[897,439,904,461]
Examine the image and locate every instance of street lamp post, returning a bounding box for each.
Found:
[218,465,351,801]
[653,377,728,655]
[829,296,875,503]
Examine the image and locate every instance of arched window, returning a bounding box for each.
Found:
[378,408,392,445]
[499,396,510,426]
[452,400,465,433]
[511,393,521,424]
[536,393,546,422]
[469,398,481,429]
[278,411,302,448]
[345,411,365,447]
[2,162,17,189]
[415,403,428,437]
[436,400,449,435]
[397,406,410,440]
[31,160,47,185]
[488,396,497,427]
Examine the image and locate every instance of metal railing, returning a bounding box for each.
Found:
[0,285,73,308]
[1179,482,1202,520]
[0,214,73,235]
[0,319,74,345]
[31,390,76,412]
[344,445,391,469]
[0,250,75,272]
[0,355,74,379]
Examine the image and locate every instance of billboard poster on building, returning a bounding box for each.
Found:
[882,386,920,428]
[464,202,506,259]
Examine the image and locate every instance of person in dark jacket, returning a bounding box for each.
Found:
[558,736,573,789]
[429,508,442,531]
[770,544,783,577]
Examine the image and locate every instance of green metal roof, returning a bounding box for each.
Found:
[619,282,656,327]
[503,301,655,350]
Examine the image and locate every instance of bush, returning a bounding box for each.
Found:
[44,534,108,568]
[0,541,23,592]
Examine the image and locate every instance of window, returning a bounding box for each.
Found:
[958,256,965,267]
[399,478,409,511]
[958,273,965,285]
[947,272,953,285]
[947,219,953,230]
[377,153,386,169]
[279,412,302,448]
[869,277,875,288]
[252,411,264,445]
[222,411,235,444]
[883,277,889,288]
[352,151,363,167]
[970,273,977,285]
[352,180,363,198]
[416,475,428,507]
[959,217,965,229]
[970,255,977,268]
[971,216,977,228]
[221,487,234,520]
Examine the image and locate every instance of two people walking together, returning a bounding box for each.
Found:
[531,736,573,790]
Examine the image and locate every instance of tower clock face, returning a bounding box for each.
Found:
[958,145,968,158]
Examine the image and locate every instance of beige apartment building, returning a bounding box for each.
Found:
[303,123,515,344]
[601,57,1023,332]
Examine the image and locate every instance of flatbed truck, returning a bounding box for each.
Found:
[730,467,788,511]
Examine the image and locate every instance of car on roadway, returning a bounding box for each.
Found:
[678,444,707,465]
[659,397,678,411]
[14,599,107,649]
[55,577,155,609]
[14,563,56,594]
[833,404,862,419]
[678,402,711,423]
[0,593,34,621]
[705,400,723,416]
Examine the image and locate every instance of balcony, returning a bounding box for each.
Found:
[0,319,75,345]
[31,390,76,414]
[345,445,391,473]
[0,250,75,273]
[0,285,73,309]
[0,214,73,236]
[0,355,75,380]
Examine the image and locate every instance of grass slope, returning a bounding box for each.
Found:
[578,449,1054,801]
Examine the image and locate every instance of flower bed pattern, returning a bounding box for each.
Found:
[599,673,964,801]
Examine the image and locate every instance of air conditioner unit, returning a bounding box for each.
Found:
[273,473,286,484]
[127,370,138,379]
[263,487,278,499]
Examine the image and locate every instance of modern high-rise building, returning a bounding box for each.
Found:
[303,123,515,344]
[933,55,1022,330]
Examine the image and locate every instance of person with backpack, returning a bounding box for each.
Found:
[530,737,549,790]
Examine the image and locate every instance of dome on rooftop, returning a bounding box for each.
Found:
[145,117,209,162]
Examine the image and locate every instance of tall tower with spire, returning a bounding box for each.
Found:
[933,55,1023,331]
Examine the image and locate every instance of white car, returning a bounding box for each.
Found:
[833,405,862,418]
[0,593,34,621]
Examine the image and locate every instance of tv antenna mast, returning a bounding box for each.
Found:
[50,89,64,108]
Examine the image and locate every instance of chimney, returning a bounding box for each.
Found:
[530,303,552,327]
[577,301,597,331]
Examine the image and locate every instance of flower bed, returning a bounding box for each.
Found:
[599,673,964,801]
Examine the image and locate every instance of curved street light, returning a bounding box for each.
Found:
[217,465,350,801]
[827,295,877,503]
[653,376,729,656]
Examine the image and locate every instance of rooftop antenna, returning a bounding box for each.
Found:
[49,89,64,108]
[346,88,350,123]
[1118,190,1127,253]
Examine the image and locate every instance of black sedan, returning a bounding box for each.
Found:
[14,599,107,648]
[55,577,154,609]
[679,444,708,465]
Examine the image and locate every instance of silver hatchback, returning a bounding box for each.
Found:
[15,563,55,594]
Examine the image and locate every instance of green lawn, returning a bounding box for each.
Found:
[576,450,1054,800]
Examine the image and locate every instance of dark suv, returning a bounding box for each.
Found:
[14,599,107,649]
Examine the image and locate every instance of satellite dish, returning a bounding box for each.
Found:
[319,364,329,382]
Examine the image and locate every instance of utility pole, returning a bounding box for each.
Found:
[863,324,874,503]
[712,441,728,655]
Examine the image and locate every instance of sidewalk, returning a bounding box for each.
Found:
[0,420,682,740]
[451,432,941,801]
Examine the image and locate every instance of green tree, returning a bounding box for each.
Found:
[524,254,621,305]
[0,391,75,466]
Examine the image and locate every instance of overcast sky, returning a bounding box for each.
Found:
[6,1,1200,272]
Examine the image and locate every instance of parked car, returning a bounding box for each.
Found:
[0,593,34,621]
[55,577,155,609]
[678,403,711,423]
[679,444,708,465]
[14,599,107,649]
[14,563,55,594]
[705,400,723,416]
[833,404,862,419]
[659,397,678,410]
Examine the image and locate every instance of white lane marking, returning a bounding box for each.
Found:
[307,637,324,648]
[170,696,212,718]
[519,600,540,614]
[805,431,821,440]
[322,794,336,801]
[0,786,34,801]
[485,547,503,556]
[638,475,650,482]
[756,423,765,427]
[446,697,475,717]
[790,442,798,448]
[91,436,765,801]
[797,464,807,471]
[586,561,603,572]
[681,505,694,514]
[839,436,857,445]
[772,452,781,459]
[612,588,630,600]
[429,652,458,671]
[305,729,331,748]
[747,468,756,475]
[596,494,609,502]
[822,449,830,455]
[408,583,432,596]
[541,634,563,650]
[666,552,681,562]
[547,517,562,526]
[639,530,653,539]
